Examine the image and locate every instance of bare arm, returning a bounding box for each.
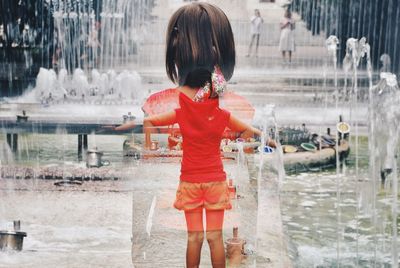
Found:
[143,111,176,148]
[228,115,262,138]
[280,19,290,29]
[280,22,289,29]
[227,115,276,147]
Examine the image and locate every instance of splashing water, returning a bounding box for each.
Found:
[16,67,143,104]
[52,0,151,71]
[370,72,399,267]
[326,35,342,266]
[325,35,339,108]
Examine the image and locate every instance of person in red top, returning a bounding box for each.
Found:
[114,3,274,267]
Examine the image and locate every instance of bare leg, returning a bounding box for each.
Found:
[185,209,204,268]
[206,210,225,268]
[255,34,260,57]
[247,34,256,56]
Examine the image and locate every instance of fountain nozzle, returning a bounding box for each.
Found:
[0,220,27,251]
[13,220,21,231]
[225,227,246,265]
[380,168,393,185]
[17,110,29,122]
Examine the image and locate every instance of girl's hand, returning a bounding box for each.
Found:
[260,132,277,148]
[267,138,277,148]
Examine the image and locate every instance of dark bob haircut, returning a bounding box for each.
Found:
[165,2,236,88]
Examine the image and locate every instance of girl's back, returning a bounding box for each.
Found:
[176,90,230,183]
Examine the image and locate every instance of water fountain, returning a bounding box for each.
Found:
[1,1,400,267]
[278,35,400,267]
[48,0,152,104]
[21,67,143,104]
[369,72,399,267]
[51,0,152,71]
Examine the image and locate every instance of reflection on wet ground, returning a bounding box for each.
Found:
[0,180,132,268]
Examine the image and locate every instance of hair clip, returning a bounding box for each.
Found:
[193,66,226,102]
[211,65,226,97]
[173,27,178,32]
[193,82,211,102]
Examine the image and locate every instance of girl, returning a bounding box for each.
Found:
[279,9,296,64]
[115,3,272,267]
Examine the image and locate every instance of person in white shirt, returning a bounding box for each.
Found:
[278,9,296,64]
[246,9,263,57]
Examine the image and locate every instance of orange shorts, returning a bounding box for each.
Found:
[174,180,232,211]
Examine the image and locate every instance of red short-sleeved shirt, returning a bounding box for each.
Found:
[175,93,230,183]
